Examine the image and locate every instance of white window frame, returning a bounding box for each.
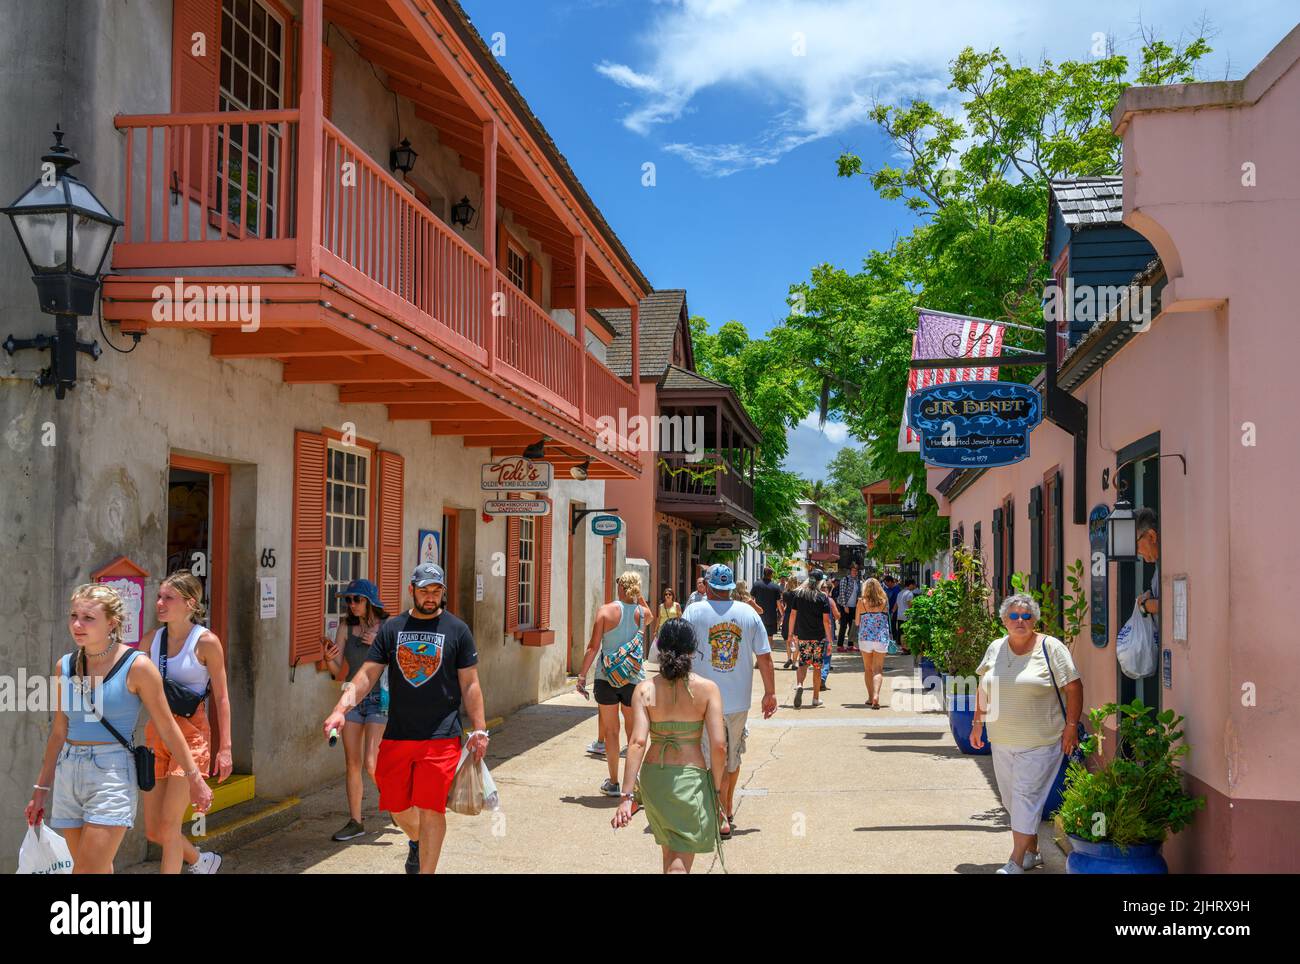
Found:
[517,515,535,629]
[325,440,371,632]
[506,242,527,291]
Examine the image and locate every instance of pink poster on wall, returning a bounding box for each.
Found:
[91,556,150,648]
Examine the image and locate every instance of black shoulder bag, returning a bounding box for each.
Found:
[1043,638,1088,756]
[73,649,156,792]
[157,626,211,718]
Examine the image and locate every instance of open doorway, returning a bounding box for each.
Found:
[1116,435,1161,713]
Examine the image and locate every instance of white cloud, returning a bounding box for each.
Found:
[596,0,1288,176]
[786,416,854,478]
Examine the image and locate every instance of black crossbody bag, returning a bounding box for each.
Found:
[157,626,211,718]
[72,649,156,792]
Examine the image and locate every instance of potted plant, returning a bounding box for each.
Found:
[1056,699,1205,873]
[901,581,942,698]
[931,549,1000,754]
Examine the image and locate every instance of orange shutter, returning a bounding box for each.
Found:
[291,431,328,667]
[171,0,221,207]
[505,511,520,634]
[322,44,335,119]
[528,256,543,304]
[537,498,553,629]
[375,450,404,614]
[497,223,509,277]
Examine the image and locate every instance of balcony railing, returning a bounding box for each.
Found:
[808,536,840,558]
[112,110,636,433]
[658,455,754,515]
[115,109,300,267]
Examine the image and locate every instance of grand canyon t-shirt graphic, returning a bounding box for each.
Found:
[395,632,445,686]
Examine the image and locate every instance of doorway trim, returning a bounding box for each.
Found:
[168,454,230,650]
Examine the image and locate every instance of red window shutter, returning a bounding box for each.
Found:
[505,513,520,633]
[322,44,335,119]
[375,450,404,614]
[291,431,328,667]
[537,499,553,629]
[171,0,221,206]
[528,256,543,304]
[497,223,510,276]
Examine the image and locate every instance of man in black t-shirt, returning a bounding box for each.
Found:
[751,567,783,642]
[324,562,487,874]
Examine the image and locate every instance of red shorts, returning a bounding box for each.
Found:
[375,738,461,814]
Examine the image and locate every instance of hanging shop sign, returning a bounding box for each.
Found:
[484,498,551,517]
[591,514,623,537]
[1088,504,1110,647]
[907,381,1043,469]
[481,457,552,491]
[706,527,741,551]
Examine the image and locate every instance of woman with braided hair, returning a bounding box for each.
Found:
[611,618,726,874]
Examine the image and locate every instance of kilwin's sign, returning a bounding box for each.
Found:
[907,382,1042,468]
[481,457,552,491]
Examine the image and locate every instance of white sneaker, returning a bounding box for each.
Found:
[188,850,223,874]
[1022,851,1044,871]
[995,859,1025,875]
[586,741,606,756]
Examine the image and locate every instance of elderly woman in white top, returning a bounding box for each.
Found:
[971,593,1082,875]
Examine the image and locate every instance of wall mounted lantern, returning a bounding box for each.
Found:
[450,195,476,228]
[389,138,417,175]
[1106,499,1138,561]
[2,127,120,398]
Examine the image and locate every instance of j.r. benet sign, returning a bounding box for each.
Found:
[916,396,1035,420]
[908,382,1043,469]
[481,457,553,491]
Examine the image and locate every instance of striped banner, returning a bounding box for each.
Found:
[898,310,1005,451]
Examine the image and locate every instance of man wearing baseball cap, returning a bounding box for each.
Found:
[323,562,488,874]
[682,563,777,837]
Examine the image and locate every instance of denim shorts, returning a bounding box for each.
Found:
[344,691,389,726]
[48,743,138,830]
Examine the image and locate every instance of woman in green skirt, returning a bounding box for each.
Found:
[611,618,726,873]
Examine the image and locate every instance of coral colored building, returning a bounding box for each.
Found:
[930,26,1300,871]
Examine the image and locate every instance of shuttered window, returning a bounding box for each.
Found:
[991,508,1004,604]
[1028,485,1044,591]
[374,451,404,614]
[325,441,370,629]
[1045,469,1064,599]
[505,494,554,640]
[291,431,327,666]
[517,515,536,629]
[171,0,222,208]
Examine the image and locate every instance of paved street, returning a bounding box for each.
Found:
[141,651,1065,874]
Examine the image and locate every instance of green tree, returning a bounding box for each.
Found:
[777,32,1210,563]
[690,316,812,556]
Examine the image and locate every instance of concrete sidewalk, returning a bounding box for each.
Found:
[133,650,1066,873]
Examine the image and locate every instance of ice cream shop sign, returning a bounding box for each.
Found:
[481,457,552,492]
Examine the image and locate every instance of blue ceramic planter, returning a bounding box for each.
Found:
[946,689,990,755]
[919,658,941,694]
[1066,836,1168,874]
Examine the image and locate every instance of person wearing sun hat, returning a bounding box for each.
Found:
[322,578,390,843]
[323,562,487,874]
[682,563,777,836]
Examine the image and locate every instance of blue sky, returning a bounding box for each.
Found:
[461,1,1296,481]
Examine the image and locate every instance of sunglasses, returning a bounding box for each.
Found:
[344,596,366,604]
[1006,612,1036,621]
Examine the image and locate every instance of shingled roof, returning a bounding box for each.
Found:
[659,365,726,392]
[1049,176,1124,227]
[602,290,688,379]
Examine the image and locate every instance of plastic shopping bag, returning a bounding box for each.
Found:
[17,823,74,874]
[1116,602,1158,679]
[446,747,499,815]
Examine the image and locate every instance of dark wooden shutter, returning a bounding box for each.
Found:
[537,498,553,629]
[1005,498,1015,594]
[1051,470,1065,599]
[528,255,543,304]
[992,507,1004,603]
[1028,485,1043,591]
[291,431,327,666]
[375,451,404,614]
[321,44,335,118]
[171,0,221,207]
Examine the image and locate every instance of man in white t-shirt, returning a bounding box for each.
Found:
[682,563,778,837]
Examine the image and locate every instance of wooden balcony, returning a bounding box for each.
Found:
[657,455,758,530]
[107,110,641,475]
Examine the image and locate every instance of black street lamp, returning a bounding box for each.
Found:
[2,127,120,398]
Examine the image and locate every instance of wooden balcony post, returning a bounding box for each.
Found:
[574,233,586,421]
[630,300,640,396]
[483,118,498,371]
[295,0,324,276]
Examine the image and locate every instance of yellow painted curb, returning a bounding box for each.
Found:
[184,797,299,844]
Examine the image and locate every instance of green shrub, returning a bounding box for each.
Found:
[1055,699,1205,850]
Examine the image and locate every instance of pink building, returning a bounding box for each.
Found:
[929,26,1300,872]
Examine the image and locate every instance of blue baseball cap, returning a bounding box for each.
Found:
[705,563,736,592]
[410,562,446,588]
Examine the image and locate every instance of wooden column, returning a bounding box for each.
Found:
[295,0,324,276]
[482,119,498,371]
[630,300,640,394]
[574,233,586,422]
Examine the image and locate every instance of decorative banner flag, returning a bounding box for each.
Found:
[899,310,1005,452]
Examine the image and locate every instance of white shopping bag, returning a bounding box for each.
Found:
[17,823,74,874]
[447,747,500,815]
[1116,602,1158,680]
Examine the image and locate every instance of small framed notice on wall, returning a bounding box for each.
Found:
[1172,575,1188,643]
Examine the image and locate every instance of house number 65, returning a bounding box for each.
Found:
[260,548,277,568]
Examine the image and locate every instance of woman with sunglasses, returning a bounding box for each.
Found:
[971,594,1083,875]
[323,579,390,842]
